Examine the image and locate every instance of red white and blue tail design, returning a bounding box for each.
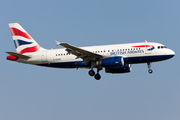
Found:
[9,23,41,54]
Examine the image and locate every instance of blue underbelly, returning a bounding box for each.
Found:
[37,55,174,68]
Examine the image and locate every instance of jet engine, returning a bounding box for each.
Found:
[96,56,124,67]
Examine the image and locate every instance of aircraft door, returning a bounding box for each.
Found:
[41,51,47,62]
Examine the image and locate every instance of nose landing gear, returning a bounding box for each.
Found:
[148,69,153,74]
[147,62,153,74]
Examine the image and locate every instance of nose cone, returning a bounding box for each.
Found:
[167,49,175,58]
[169,49,175,55]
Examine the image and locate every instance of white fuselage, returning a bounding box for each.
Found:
[17,42,175,69]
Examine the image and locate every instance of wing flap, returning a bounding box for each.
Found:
[60,43,102,57]
[56,41,103,62]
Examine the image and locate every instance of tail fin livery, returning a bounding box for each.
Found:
[9,23,41,54]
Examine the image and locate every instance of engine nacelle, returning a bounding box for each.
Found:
[96,56,124,67]
[105,64,131,74]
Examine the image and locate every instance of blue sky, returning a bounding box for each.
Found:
[0,0,180,120]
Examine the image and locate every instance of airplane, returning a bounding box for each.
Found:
[6,23,175,80]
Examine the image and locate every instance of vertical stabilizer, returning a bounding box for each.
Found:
[9,23,41,54]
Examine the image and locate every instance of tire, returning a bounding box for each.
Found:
[94,74,101,80]
[89,70,95,76]
[148,69,153,74]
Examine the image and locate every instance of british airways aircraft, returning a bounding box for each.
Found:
[6,23,175,80]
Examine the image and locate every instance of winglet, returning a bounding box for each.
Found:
[55,41,61,46]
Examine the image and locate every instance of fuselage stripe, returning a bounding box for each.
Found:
[132,45,154,48]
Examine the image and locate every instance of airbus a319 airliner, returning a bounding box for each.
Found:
[6,23,175,80]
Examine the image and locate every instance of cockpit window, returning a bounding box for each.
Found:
[158,46,167,49]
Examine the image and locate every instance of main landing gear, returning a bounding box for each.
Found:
[88,68,102,80]
[147,62,153,74]
[89,69,95,76]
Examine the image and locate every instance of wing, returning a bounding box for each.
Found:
[56,41,103,64]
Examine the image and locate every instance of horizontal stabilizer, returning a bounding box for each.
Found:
[6,52,31,59]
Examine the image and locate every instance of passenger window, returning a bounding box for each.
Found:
[158,46,160,49]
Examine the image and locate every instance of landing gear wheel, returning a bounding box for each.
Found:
[148,69,153,74]
[89,69,95,76]
[147,62,153,74]
[94,74,101,80]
